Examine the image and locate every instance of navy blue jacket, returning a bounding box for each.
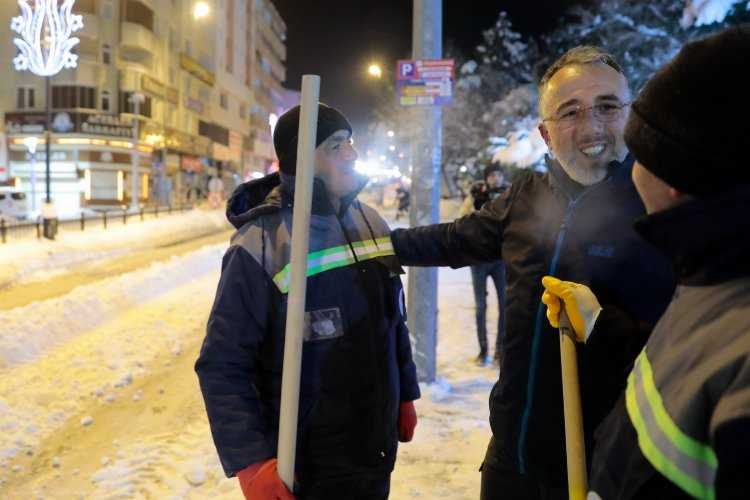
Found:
[196,173,420,481]
[391,157,674,484]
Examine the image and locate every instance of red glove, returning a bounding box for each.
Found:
[237,458,295,500]
[398,401,417,442]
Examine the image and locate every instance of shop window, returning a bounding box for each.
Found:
[52,86,96,110]
[90,170,118,200]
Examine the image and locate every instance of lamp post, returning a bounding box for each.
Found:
[129,92,145,212]
[10,0,84,239]
[21,136,39,212]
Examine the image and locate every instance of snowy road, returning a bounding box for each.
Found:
[0,212,499,499]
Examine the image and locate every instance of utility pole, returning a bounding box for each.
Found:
[409,0,442,383]
[129,93,145,211]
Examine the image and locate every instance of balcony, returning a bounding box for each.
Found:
[120,22,155,61]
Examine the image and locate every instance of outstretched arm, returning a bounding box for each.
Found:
[390,184,515,268]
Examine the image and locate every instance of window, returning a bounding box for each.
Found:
[52,86,96,109]
[101,90,111,112]
[102,44,111,65]
[119,92,152,117]
[220,93,228,110]
[239,105,246,118]
[90,170,118,200]
[16,87,35,109]
[75,0,98,14]
[122,0,154,32]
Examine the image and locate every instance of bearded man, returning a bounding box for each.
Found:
[389,46,675,499]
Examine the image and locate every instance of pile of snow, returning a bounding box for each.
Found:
[0,207,229,286]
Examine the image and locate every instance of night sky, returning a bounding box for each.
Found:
[270,0,585,132]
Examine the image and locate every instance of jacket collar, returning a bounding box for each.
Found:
[545,154,632,200]
[634,185,750,285]
[279,172,368,217]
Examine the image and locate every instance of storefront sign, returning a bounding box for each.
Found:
[184,96,205,114]
[5,112,134,138]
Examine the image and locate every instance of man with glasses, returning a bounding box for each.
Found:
[390,46,674,499]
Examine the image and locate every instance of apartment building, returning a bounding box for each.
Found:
[0,0,287,216]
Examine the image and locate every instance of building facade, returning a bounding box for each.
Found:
[0,0,287,217]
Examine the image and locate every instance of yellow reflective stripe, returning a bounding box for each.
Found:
[626,351,717,500]
[272,237,394,293]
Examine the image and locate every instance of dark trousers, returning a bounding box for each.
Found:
[470,260,506,355]
[299,474,390,500]
[480,439,567,500]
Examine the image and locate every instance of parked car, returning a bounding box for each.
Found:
[0,188,29,221]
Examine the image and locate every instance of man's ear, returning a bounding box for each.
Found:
[668,187,685,201]
[538,123,551,148]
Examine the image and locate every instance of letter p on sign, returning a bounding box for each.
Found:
[400,62,415,78]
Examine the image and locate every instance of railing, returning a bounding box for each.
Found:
[0,204,194,244]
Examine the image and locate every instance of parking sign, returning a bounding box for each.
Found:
[396,59,454,107]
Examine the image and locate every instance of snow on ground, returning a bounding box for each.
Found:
[0,201,499,499]
[0,207,229,287]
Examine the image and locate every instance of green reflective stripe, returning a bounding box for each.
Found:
[638,353,718,468]
[272,237,394,293]
[626,351,717,500]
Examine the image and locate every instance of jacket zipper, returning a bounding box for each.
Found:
[516,178,610,474]
[337,211,390,461]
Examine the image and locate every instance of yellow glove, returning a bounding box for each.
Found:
[541,276,602,343]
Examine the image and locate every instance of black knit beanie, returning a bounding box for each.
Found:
[273,103,353,175]
[624,25,750,197]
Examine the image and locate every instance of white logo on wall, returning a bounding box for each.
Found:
[101,151,113,162]
[52,113,74,133]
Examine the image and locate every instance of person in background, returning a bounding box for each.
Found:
[394,182,410,221]
[196,103,420,500]
[542,25,750,499]
[458,163,510,366]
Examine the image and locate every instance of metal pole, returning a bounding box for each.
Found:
[29,152,37,212]
[44,76,51,203]
[130,94,143,211]
[42,76,57,239]
[277,75,320,490]
[408,0,442,383]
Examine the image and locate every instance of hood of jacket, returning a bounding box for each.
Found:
[225,171,369,229]
[634,184,750,285]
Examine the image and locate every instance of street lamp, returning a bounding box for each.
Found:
[10,0,84,239]
[129,92,146,211]
[193,1,210,19]
[21,136,39,212]
[367,63,383,79]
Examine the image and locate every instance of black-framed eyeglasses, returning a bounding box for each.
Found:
[543,102,630,127]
